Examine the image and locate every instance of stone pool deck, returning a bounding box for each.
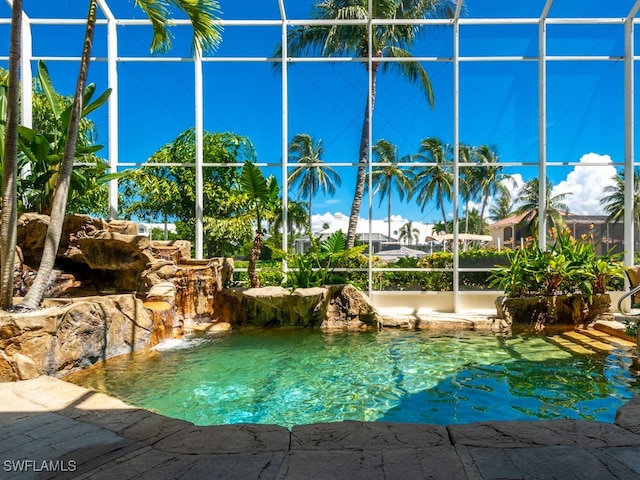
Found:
[1,376,640,479]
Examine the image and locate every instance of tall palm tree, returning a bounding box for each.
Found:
[515,178,570,237]
[399,220,419,245]
[278,0,458,248]
[371,139,414,240]
[489,190,513,222]
[473,145,514,234]
[414,137,454,232]
[0,0,22,310]
[17,0,222,310]
[288,133,341,231]
[600,169,640,225]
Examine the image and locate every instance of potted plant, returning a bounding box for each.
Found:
[489,227,625,328]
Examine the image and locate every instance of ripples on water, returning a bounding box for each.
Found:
[66,329,640,428]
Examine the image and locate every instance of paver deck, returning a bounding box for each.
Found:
[1,376,639,479]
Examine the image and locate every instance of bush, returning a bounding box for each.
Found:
[489,228,626,301]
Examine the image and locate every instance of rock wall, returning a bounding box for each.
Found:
[0,294,153,381]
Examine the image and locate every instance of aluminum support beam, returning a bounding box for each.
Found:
[367,1,374,297]
[278,0,288,279]
[194,52,204,259]
[97,0,119,220]
[452,1,463,313]
[624,1,640,268]
[538,0,553,250]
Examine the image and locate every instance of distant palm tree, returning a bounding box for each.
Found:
[415,137,454,232]
[399,221,420,245]
[458,143,476,234]
[277,0,458,248]
[272,199,309,252]
[515,178,570,237]
[489,190,514,222]
[371,139,415,240]
[600,169,640,225]
[473,145,514,234]
[288,133,341,231]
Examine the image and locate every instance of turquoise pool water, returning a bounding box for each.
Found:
[67,329,640,428]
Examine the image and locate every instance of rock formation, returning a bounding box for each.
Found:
[217,284,380,331]
[0,295,152,381]
[0,213,396,382]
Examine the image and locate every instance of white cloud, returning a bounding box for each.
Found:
[551,153,617,215]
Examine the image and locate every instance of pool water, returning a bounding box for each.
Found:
[66,329,640,428]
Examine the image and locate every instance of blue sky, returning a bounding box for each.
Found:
[0,0,637,228]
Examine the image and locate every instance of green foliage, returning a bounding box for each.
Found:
[120,130,258,257]
[285,231,367,288]
[233,260,284,287]
[489,228,626,302]
[0,62,111,216]
[240,160,279,232]
[624,319,638,338]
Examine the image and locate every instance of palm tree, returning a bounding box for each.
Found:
[16,0,222,310]
[489,190,513,222]
[271,199,309,252]
[600,169,640,225]
[240,161,279,288]
[414,137,454,232]
[473,145,514,234]
[371,139,415,240]
[515,178,571,237]
[399,221,419,245]
[457,143,475,234]
[278,0,458,248]
[0,0,22,310]
[288,133,341,231]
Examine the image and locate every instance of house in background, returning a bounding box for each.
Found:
[294,213,433,255]
[486,212,625,255]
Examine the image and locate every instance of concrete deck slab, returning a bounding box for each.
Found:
[0,376,639,479]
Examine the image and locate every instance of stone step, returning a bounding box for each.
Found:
[546,335,596,355]
[578,329,637,349]
[560,331,615,354]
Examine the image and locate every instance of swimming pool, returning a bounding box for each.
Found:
[66,329,640,428]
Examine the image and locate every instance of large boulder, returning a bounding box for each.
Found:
[319,284,379,331]
[0,294,153,381]
[16,213,110,267]
[217,285,380,330]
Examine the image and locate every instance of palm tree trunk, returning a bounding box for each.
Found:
[308,182,314,234]
[0,0,22,310]
[248,231,262,288]
[347,64,378,249]
[439,192,448,233]
[387,182,392,240]
[478,194,489,235]
[19,0,97,310]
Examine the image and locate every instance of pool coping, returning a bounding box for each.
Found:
[1,376,640,479]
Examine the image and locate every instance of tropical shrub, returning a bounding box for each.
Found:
[285,231,367,289]
[489,228,625,301]
[232,260,283,287]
